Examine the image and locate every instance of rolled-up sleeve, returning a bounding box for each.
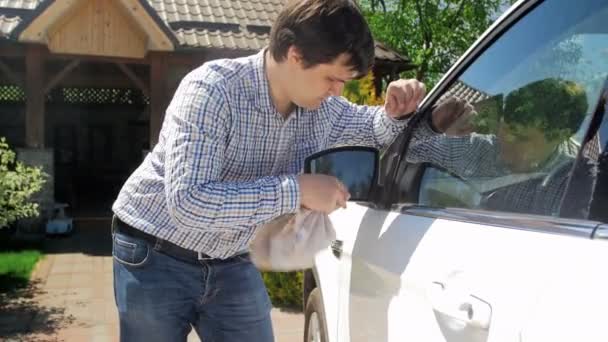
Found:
[164,74,300,232]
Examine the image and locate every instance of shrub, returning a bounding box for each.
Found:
[262,271,304,309]
[0,137,46,229]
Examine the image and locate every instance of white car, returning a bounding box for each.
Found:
[303,0,608,341]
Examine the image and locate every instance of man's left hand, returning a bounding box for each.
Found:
[384,79,426,119]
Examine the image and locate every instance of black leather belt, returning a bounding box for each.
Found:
[112,216,225,264]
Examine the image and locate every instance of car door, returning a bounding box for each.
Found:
[332,0,608,341]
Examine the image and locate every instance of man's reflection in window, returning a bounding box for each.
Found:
[409,78,595,217]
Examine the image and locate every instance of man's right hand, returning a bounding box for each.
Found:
[431,96,477,136]
[297,174,350,214]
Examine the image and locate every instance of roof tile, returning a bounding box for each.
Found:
[0,15,19,37]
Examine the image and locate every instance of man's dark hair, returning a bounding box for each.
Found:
[269,0,375,78]
[503,78,588,140]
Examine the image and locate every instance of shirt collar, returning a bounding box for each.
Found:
[252,48,276,112]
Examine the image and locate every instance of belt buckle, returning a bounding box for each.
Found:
[197,251,213,261]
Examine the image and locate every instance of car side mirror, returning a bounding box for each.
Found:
[304,146,379,202]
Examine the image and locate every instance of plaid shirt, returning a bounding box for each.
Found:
[409,126,583,216]
[112,49,408,259]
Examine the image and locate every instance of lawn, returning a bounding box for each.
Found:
[0,237,44,292]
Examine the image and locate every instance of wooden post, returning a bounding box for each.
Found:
[25,45,45,148]
[149,52,168,148]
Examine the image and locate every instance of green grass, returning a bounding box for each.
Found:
[0,237,44,292]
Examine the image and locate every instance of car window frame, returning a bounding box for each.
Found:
[561,77,608,221]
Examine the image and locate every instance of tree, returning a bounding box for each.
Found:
[0,138,46,229]
[360,0,516,87]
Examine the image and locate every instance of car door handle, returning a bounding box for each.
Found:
[331,240,343,258]
[429,281,492,330]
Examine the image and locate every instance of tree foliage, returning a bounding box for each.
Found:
[0,138,46,228]
[361,0,516,87]
[504,78,588,140]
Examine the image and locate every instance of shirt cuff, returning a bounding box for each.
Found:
[276,174,301,215]
[419,117,442,136]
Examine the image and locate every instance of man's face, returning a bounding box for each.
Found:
[497,121,562,172]
[285,49,358,109]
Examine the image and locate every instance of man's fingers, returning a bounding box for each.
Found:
[336,192,348,209]
[336,180,350,202]
[385,79,426,118]
[391,86,406,113]
[385,93,398,114]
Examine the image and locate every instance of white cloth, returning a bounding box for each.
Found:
[249,210,335,271]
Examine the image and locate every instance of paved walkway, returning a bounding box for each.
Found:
[0,219,303,342]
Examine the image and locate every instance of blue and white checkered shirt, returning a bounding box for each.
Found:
[112,49,408,259]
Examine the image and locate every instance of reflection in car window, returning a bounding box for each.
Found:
[400,0,608,218]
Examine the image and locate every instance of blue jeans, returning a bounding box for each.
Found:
[112,227,274,342]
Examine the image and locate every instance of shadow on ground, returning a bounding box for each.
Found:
[0,280,75,341]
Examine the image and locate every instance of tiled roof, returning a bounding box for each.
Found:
[147,0,283,27]
[0,0,411,66]
[146,0,279,51]
[446,81,491,104]
[0,15,19,37]
[0,0,41,10]
[0,0,42,38]
[173,28,268,50]
[375,41,410,63]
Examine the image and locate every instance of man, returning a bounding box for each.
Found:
[111,1,426,341]
[411,78,593,217]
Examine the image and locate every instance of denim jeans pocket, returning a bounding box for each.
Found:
[112,232,150,267]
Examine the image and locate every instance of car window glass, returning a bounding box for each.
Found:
[397,0,608,218]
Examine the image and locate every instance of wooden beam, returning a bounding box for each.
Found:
[168,53,207,66]
[25,45,45,148]
[0,44,26,57]
[44,59,80,94]
[58,73,133,88]
[116,62,150,97]
[149,52,168,147]
[50,52,150,65]
[0,58,23,87]
[0,72,138,89]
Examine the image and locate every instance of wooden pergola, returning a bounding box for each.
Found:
[4,0,194,149]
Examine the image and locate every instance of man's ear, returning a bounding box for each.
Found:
[286,46,305,67]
